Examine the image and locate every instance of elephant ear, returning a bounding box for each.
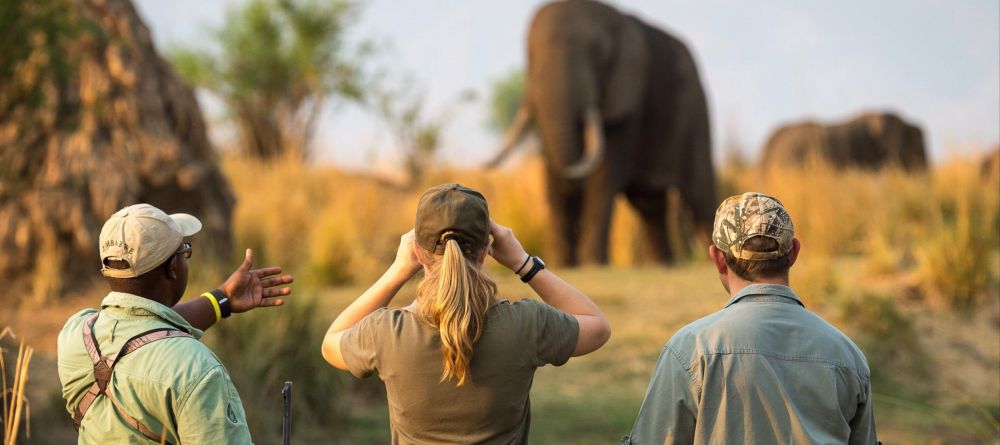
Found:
[602,17,648,122]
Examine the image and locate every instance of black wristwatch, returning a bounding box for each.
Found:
[520,256,546,283]
[210,289,232,318]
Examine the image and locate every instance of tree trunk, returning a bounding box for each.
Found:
[0,0,234,301]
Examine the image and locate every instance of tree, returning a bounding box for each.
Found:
[168,0,368,160]
[487,68,524,134]
[376,83,475,188]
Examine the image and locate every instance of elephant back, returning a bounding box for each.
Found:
[760,122,827,169]
[760,112,928,172]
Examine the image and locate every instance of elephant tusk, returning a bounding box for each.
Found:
[485,106,532,168]
[564,107,605,178]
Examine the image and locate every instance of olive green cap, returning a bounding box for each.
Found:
[712,192,794,260]
[415,183,490,255]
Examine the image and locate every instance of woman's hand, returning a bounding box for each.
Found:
[392,230,422,278]
[488,220,529,271]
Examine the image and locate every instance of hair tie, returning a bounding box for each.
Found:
[440,232,462,243]
[439,231,473,254]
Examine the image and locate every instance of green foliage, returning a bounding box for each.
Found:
[167,0,369,160]
[376,85,475,187]
[0,0,101,125]
[487,69,524,133]
[203,292,351,443]
[835,293,926,389]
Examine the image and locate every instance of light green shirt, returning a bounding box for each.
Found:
[57,292,252,444]
[626,284,877,445]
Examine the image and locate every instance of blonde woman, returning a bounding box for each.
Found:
[322,183,611,444]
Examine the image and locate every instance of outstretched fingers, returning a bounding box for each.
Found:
[257,296,286,307]
[253,266,283,278]
[263,287,292,298]
[260,274,293,288]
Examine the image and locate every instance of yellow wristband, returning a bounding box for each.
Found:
[202,292,222,322]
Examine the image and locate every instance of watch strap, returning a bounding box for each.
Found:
[520,256,545,283]
[514,255,531,275]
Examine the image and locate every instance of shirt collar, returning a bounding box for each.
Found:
[100,291,205,339]
[724,283,804,308]
[401,298,508,314]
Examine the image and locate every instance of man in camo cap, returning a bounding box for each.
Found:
[625,192,878,444]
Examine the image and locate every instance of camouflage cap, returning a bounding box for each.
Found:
[415,183,490,255]
[712,192,794,261]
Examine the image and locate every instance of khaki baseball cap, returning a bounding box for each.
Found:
[99,203,202,278]
[712,192,794,261]
[415,183,490,255]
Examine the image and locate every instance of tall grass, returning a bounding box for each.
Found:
[725,157,1000,308]
[198,289,353,443]
[223,155,416,287]
[224,153,999,307]
[1,328,33,445]
[913,159,1000,308]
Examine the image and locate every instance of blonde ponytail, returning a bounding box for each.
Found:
[417,239,498,385]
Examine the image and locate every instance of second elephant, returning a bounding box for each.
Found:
[489,0,717,266]
[760,112,928,172]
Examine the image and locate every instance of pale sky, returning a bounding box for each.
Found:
[135,0,1000,169]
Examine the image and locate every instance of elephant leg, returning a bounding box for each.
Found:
[625,186,672,264]
[577,186,615,265]
[545,177,581,267]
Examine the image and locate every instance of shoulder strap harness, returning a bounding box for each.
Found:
[72,312,194,444]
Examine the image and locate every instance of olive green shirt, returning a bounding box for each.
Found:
[57,292,252,444]
[340,298,580,444]
[625,284,877,444]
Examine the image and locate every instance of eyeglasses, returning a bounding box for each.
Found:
[176,242,193,259]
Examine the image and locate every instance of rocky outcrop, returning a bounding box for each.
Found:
[0,0,234,299]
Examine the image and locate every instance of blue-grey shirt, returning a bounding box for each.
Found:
[625,284,877,444]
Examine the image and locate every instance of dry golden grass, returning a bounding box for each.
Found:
[723,157,999,309]
[6,153,997,443]
[216,153,999,443]
[1,328,33,445]
[225,153,999,308]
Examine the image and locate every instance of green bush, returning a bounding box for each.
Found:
[204,292,350,443]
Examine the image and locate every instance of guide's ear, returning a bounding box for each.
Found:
[786,238,801,268]
[166,255,179,280]
[708,245,727,275]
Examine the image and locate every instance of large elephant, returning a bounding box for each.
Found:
[488,0,716,266]
[759,112,928,172]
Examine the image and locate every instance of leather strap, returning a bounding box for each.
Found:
[72,312,193,444]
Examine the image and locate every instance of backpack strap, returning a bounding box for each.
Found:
[72,311,194,444]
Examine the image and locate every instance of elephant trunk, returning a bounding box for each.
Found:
[485,105,533,168]
[563,107,605,178]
